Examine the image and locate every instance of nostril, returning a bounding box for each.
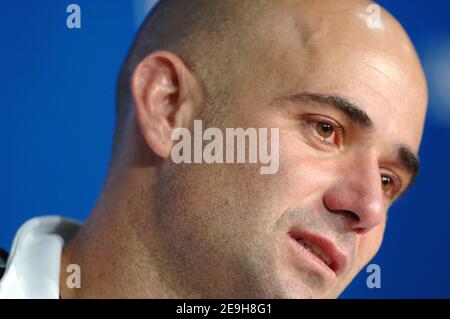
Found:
[355,227,370,234]
[340,210,360,222]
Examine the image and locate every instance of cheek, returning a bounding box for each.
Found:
[356,221,386,267]
[275,127,334,200]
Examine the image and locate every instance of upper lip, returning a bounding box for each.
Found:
[289,229,348,276]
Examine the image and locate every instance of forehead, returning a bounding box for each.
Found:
[247,0,428,152]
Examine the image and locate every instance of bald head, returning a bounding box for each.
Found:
[114,0,426,161]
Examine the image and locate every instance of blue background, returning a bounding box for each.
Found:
[1,1,449,298]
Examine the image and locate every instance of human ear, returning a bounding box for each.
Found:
[131,51,203,159]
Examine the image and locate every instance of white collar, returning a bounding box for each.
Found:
[0,216,81,299]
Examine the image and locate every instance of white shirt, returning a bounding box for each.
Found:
[0,216,81,299]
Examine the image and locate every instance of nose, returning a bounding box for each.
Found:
[323,151,385,234]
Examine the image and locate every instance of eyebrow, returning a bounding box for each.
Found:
[287,92,374,128]
[397,144,420,190]
[280,92,421,189]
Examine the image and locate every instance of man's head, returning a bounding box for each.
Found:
[110,0,428,298]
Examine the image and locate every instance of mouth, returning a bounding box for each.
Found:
[288,230,348,280]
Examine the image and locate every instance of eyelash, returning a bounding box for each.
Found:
[301,116,402,199]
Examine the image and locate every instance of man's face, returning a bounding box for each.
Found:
[154,0,427,298]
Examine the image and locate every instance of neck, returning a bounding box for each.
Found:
[59,166,187,298]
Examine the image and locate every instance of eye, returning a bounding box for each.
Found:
[381,175,394,193]
[380,174,401,199]
[307,118,343,147]
[301,115,344,149]
[316,122,334,139]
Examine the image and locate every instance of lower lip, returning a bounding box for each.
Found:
[287,235,337,282]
